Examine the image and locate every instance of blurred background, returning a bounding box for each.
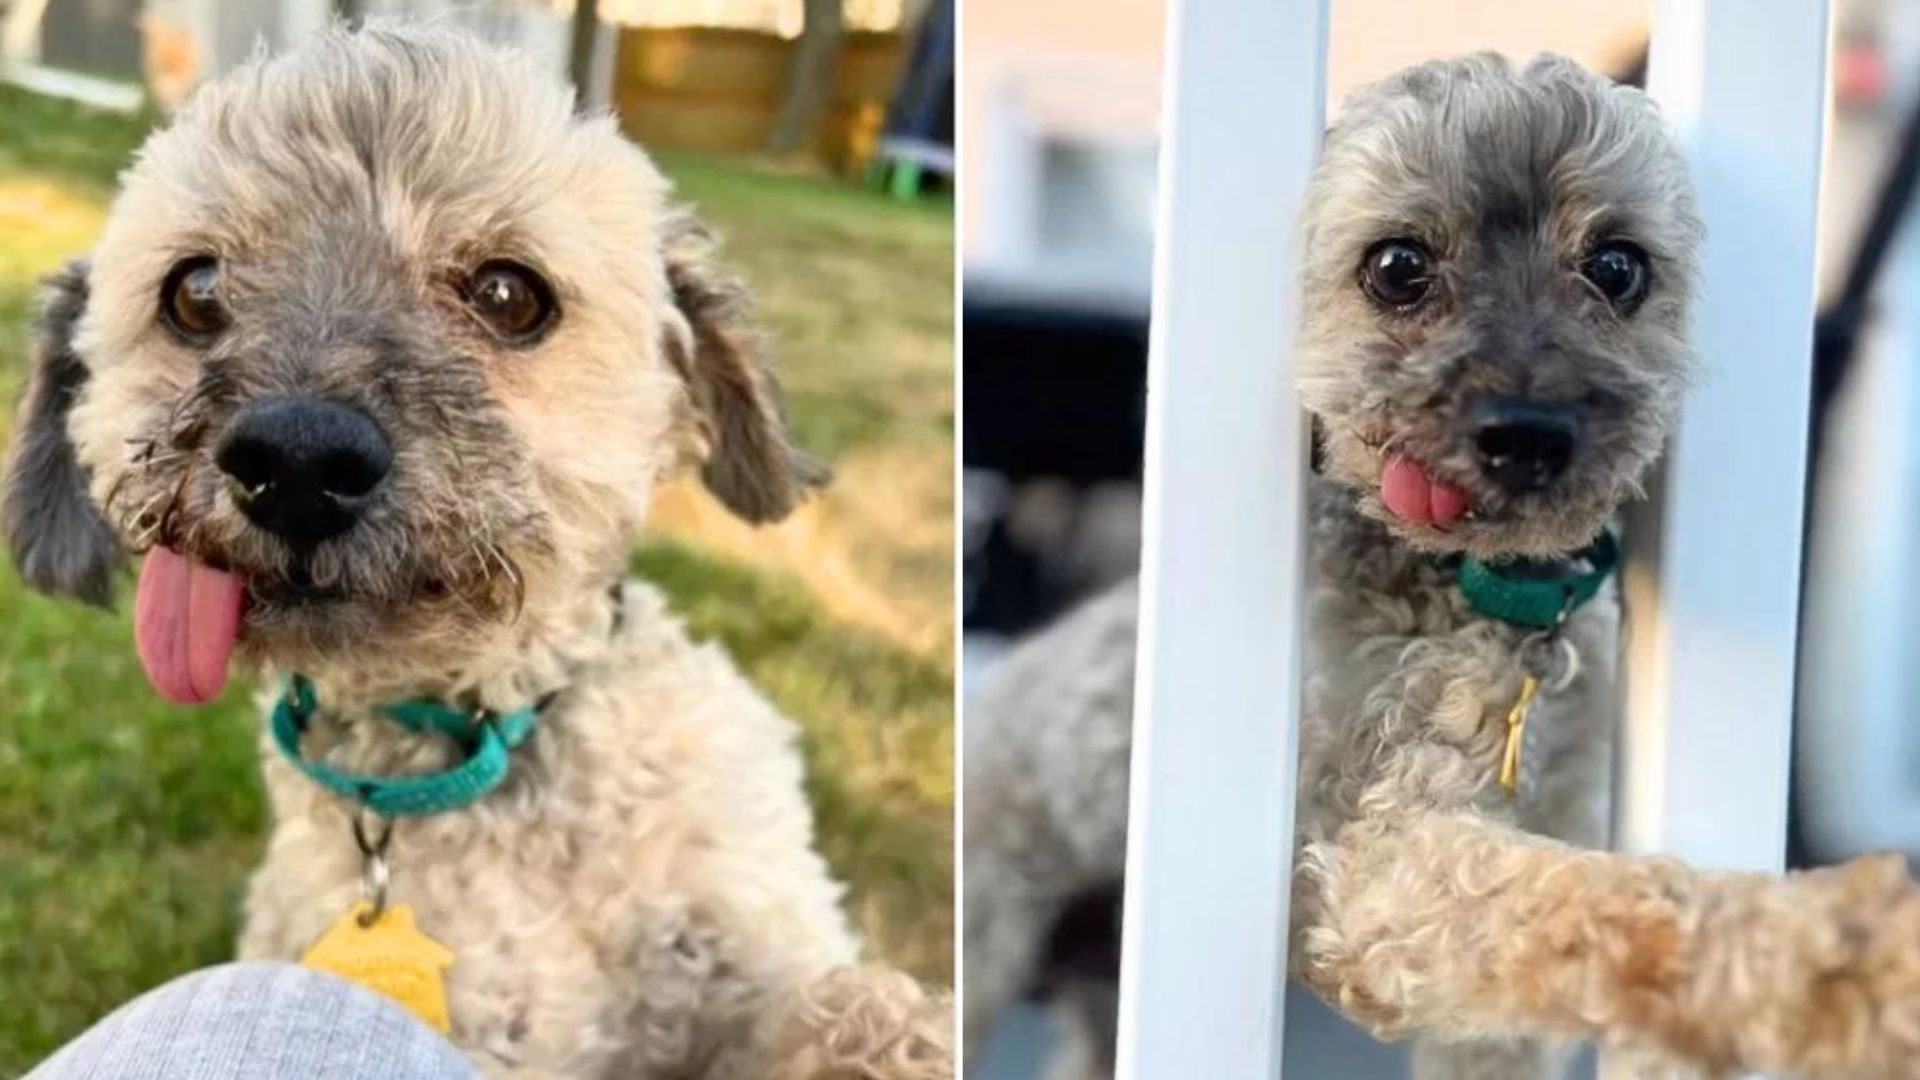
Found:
[0,0,952,1073]
[963,0,1920,1075]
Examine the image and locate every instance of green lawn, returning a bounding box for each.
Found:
[0,86,952,1076]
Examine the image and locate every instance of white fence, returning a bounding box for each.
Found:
[1113,0,1324,1076]
[1,0,618,110]
[1115,0,1831,1076]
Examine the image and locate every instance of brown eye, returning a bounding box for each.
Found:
[160,256,228,343]
[1359,238,1435,309]
[463,260,557,343]
[1581,240,1650,312]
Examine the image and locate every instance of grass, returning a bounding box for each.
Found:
[0,84,952,1076]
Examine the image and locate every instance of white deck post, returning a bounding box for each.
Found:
[1620,0,1829,876]
[1612,4,1829,1057]
[1600,20,1836,1080]
[1114,0,1328,1077]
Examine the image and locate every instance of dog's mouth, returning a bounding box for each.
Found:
[1351,405,1587,538]
[1343,416,1632,560]
[1379,454,1472,529]
[132,544,464,705]
[248,570,350,608]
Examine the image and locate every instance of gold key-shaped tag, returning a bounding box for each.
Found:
[302,902,455,1033]
[1498,674,1541,798]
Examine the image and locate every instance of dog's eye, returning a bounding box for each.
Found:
[1581,241,1650,311]
[464,261,557,343]
[1359,239,1434,309]
[159,256,228,343]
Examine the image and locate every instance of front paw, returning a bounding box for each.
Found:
[769,967,954,1080]
[1728,854,1920,1079]
[1810,854,1920,1079]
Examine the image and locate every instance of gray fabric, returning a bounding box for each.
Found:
[26,962,480,1080]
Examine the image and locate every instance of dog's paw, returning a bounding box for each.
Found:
[1728,853,1920,1079]
[1827,854,1920,1078]
[768,966,954,1080]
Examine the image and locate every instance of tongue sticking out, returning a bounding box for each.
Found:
[134,547,246,705]
[1381,454,1469,528]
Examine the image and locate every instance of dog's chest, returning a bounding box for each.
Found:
[1299,522,1620,848]
[449,869,740,1078]
[244,806,747,1078]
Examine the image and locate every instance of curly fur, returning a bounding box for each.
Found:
[2,21,948,1079]
[964,54,1920,1079]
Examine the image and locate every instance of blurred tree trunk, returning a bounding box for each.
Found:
[568,0,601,108]
[765,0,844,157]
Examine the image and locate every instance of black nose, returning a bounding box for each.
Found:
[215,397,392,547]
[1474,400,1579,494]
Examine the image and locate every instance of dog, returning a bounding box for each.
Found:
[2,23,950,1080]
[965,54,1920,1079]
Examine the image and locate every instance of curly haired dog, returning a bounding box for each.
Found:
[966,54,1920,1079]
[3,23,949,1080]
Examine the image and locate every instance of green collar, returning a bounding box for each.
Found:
[1456,530,1619,630]
[270,675,546,818]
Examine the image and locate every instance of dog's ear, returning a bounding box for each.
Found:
[2,260,122,606]
[659,208,827,524]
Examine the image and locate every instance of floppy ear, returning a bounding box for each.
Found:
[2,260,122,606]
[659,209,827,524]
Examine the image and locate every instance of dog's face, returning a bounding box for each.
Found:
[1298,54,1702,558]
[2,25,818,699]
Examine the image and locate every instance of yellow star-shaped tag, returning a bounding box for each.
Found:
[301,902,455,1033]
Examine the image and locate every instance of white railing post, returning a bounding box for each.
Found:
[1623,0,1830,875]
[1114,0,1329,1077]
[1612,0,1830,1071]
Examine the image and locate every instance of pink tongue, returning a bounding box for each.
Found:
[134,547,246,705]
[1381,454,1469,528]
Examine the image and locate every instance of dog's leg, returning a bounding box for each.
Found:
[1042,1001,1115,1080]
[757,966,954,1080]
[962,841,1067,1048]
[965,820,1122,1080]
[964,583,1138,1065]
[1297,811,1920,1078]
[1040,975,1119,1080]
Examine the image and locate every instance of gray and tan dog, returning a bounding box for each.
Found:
[3,22,949,1080]
[966,55,1920,1079]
